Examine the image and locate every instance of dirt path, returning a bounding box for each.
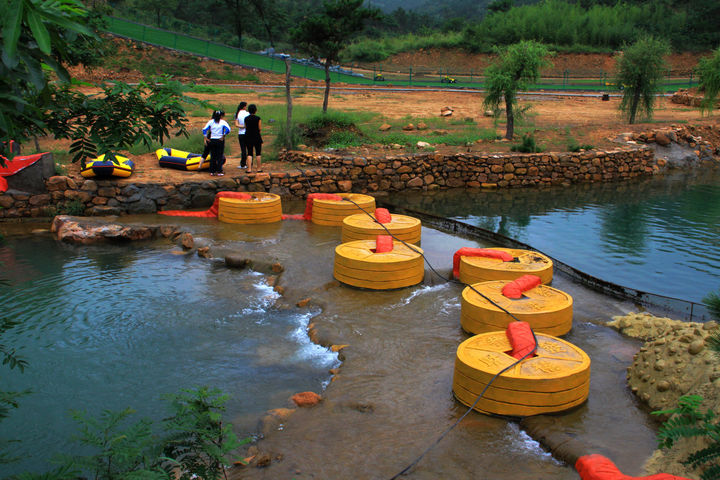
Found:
[50,86,716,186]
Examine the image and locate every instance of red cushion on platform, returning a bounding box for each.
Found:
[301,193,343,220]
[374,208,392,223]
[501,275,542,299]
[375,235,393,253]
[452,247,514,279]
[505,321,536,359]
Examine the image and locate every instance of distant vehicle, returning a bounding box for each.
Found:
[441,75,457,84]
[374,73,385,81]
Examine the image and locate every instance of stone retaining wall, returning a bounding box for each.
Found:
[0,147,656,218]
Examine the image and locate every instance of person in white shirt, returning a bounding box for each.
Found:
[202,110,231,176]
[234,102,249,168]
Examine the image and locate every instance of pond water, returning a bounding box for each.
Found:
[0,232,338,476]
[0,211,663,478]
[386,170,720,305]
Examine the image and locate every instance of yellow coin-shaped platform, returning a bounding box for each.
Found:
[461,281,573,336]
[334,239,424,290]
[311,193,376,226]
[458,248,553,285]
[452,331,590,417]
[218,193,282,224]
[341,213,421,244]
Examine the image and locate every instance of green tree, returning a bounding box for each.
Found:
[615,36,670,124]
[46,78,201,165]
[292,0,379,113]
[63,408,170,480]
[0,0,90,163]
[163,387,244,480]
[135,0,179,27]
[482,40,552,139]
[0,318,29,465]
[697,47,720,116]
[486,0,513,14]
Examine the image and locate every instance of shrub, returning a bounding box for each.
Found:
[511,133,543,153]
[22,387,249,480]
[567,139,595,152]
[273,122,304,150]
[163,387,246,480]
[654,395,720,480]
[56,200,86,216]
[304,111,357,130]
[326,131,364,148]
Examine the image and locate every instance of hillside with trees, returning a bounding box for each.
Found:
[108,0,718,66]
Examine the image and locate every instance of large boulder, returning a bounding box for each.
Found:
[51,215,176,244]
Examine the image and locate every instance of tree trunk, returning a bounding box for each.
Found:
[234,17,243,47]
[504,94,514,140]
[227,0,243,47]
[251,0,276,48]
[629,89,640,124]
[323,62,330,113]
[285,57,293,150]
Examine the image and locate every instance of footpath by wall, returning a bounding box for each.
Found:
[0,146,661,219]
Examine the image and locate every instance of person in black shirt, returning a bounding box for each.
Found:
[245,104,263,173]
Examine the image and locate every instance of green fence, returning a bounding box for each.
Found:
[105,17,698,93]
[106,17,371,85]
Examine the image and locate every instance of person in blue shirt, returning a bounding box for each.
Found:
[202,110,231,176]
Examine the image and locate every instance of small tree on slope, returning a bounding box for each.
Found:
[483,41,552,140]
[697,46,720,116]
[615,36,670,124]
[291,0,379,113]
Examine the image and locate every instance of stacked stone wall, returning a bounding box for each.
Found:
[0,147,655,218]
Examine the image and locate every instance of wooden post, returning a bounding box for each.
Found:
[285,57,293,150]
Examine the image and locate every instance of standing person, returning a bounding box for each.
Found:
[202,110,231,176]
[235,102,249,168]
[245,104,263,173]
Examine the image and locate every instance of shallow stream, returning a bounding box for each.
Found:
[1,204,662,479]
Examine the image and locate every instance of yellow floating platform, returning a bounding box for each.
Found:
[453,331,590,417]
[459,248,553,285]
[333,239,424,289]
[341,213,421,244]
[311,193,376,226]
[461,281,573,336]
[218,193,282,224]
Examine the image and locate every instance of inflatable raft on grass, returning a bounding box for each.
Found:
[80,153,134,178]
[156,148,209,171]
